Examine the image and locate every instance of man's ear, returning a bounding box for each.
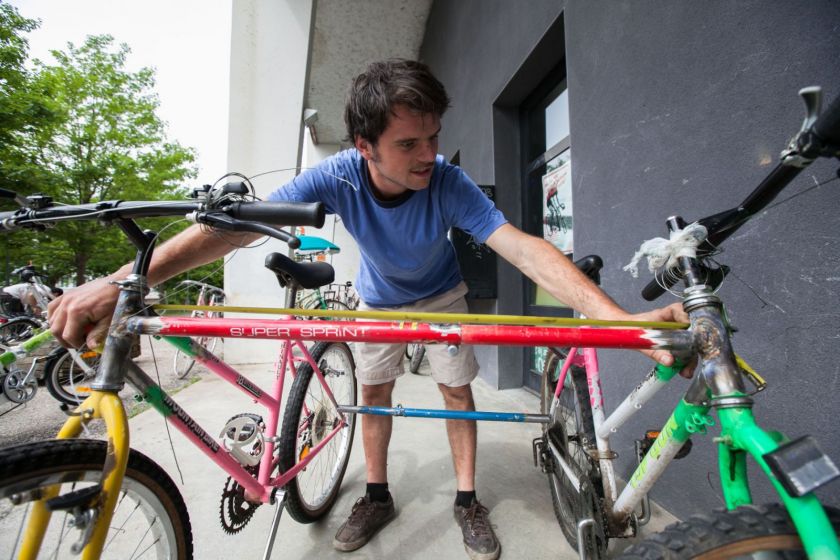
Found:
[355,136,374,160]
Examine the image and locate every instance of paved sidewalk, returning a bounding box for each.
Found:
[128,354,677,559]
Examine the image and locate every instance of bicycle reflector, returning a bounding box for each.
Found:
[764,435,840,497]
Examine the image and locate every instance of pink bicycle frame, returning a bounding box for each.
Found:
[125,315,691,504]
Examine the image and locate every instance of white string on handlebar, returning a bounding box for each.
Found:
[623,222,708,278]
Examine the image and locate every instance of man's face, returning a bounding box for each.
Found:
[355,104,440,199]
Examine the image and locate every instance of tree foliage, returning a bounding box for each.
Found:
[0,6,212,290]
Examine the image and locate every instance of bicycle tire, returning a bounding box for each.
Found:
[0,438,193,559]
[408,343,426,374]
[618,503,840,559]
[0,316,40,345]
[278,341,357,523]
[539,347,607,556]
[173,348,196,379]
[172,307,220,379]
[43,347,100,406]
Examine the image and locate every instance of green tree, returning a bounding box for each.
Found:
[23,34,198,285]
[0,4,55,283]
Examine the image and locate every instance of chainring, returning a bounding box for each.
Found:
[3,368,37,403]
[219,470,261,534]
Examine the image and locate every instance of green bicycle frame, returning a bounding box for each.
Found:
[717,400,840,558]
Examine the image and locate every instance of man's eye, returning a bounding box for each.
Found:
[400,142,415,149]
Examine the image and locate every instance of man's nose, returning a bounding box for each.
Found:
[418,141,436,162]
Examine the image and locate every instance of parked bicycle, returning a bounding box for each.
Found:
[533,87,840,559]
[293,234,359,315]
[0,325,98,409]
[171,279,225,378]
[0,266,99,407]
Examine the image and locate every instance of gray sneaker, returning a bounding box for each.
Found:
[333,495,396,552]
[454,500,501,560]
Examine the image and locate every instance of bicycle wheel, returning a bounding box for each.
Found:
[408,343,426,374]
[172,310,208,379]
[539,347,607,556]
[44,347,100,406]
[0,439,193,559]
[0,316,40,345]
[278,341,357,523]
[619,503,840,559]
[173,348,196,379]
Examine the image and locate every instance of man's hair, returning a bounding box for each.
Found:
[344,59,450,145]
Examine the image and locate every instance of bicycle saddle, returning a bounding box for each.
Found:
[574,255,604,286]
[264,252,335,289]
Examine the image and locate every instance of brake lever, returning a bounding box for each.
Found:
[195,212,301,248]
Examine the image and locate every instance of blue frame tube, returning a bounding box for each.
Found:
[338,405,550,423]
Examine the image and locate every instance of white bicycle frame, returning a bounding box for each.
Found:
[548,345,689,534]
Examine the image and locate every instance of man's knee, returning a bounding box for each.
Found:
[361,380,395,406]
[438,383,474,410]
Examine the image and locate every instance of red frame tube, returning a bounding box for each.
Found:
[128,316,692,352]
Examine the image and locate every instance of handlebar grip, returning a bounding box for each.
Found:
[227,201,325,228]
[812,92,840,146]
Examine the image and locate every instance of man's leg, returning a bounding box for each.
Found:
[361,380,395,483]
[440,383,500,560]
[438,383,476,491]
[333,376,398,551]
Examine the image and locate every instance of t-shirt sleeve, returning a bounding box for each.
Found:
[443,166,507,243]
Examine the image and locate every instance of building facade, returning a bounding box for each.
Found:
[228,0,840,519]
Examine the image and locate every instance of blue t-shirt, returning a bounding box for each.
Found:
[268,149,507,306]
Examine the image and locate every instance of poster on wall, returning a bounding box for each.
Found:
[542,156,573,254]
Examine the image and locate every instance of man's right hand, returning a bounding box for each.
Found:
[48,274,122,350]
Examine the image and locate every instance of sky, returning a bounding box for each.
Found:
[9,0,233,188]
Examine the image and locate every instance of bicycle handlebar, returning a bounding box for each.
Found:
[177,280,225,295]
[811,90,840,147]
[0,199,324,249]
[641,89,840,301]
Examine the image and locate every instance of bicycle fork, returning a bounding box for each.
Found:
[18,390,130,559]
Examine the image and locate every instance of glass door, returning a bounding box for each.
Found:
[521,66,572,391]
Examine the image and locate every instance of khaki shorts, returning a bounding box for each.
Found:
[355,282,479,387]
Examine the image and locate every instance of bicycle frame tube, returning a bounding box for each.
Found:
[136,335,352,500]
[717,404,840,559]
[0,327,53,367]
[128,316,694,352]
[596,363,681,439]
[612,399,712,520]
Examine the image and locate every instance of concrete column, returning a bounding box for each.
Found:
[224,0,314,363]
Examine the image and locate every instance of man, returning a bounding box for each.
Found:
[49,59,687,560]
[3,271,53,316]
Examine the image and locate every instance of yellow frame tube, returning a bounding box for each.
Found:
[16,391,130,560]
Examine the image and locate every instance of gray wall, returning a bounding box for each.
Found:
[421,0,840,520]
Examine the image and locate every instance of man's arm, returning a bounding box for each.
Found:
[486,224,689,369]
[48,224,259,349]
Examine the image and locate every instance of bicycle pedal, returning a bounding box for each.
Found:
[46,484,101,512]
[636,430,692,460]
[532,436,544,469]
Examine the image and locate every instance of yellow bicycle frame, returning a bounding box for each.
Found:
[17,391,129,560]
